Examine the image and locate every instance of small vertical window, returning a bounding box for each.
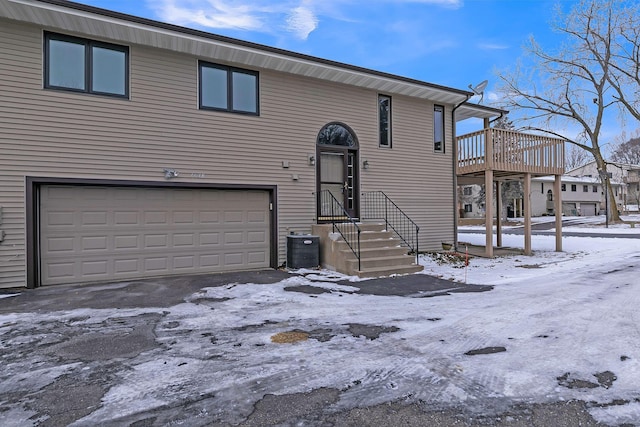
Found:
[434,105,444,152]
[44,32,129,97]
[583,185,588,192]
[199,62,259,115]
[464,204,472,213]
[593,185,598,192]
[571,184,577,192]
[561,184,566,191]
[378,95,391,148]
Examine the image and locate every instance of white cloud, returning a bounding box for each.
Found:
[147,0,463,40]
[393,0,462,8]
[479,42,509,50]
[286,5,319,39]
[148,0,272,31]
[487,91,500,102]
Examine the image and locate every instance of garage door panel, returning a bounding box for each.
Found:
[115,235,139,249]
[115,211,140,225]
[115,259,138,274]
[40,186,271,285]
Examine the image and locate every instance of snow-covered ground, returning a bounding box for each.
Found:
[1,222,639,425]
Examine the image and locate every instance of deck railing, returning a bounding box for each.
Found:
[457,128,565,176]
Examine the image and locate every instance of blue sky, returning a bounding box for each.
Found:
[75,0,610,138]
[76,0,571,98]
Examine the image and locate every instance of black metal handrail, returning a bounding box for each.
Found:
[361,191,420,264]
[315,190,362,271]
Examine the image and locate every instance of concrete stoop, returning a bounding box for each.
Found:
[312,223,423,278]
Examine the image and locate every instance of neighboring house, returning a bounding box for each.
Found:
[530,175,623,216]
[567,161,640,212]
[461,174,624,218]
[459,185,484,218]
[0,0,502,288]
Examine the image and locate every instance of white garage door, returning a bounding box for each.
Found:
[580,203,597,216]
[39,185,271,285]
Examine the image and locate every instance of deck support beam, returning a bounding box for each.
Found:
[484,169,494,257]
[554,174,563,252]
[496,180,502,248]
[524,173,532,255]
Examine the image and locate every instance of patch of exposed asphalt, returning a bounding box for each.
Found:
[239,392,606,426]
[557,371,617,390]
[346,323,400,340]
[23,374,107,427]
[464,346,507,356]
[49,314,161,361]
[281,271,493,298]
[284,285,333,295]
[241,387,340,426]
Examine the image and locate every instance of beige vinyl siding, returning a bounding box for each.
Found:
[360,96,455,248]
[0,18,456,288]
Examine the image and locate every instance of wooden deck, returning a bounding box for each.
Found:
[455,128,565,257]
[457,128,564,178]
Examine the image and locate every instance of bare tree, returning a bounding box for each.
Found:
[497,0,624,221]
[601,2,640,122]
[565,143,592,171]
[609,129,640,164]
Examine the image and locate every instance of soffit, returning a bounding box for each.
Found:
[455,102,507,122]
[1,0,475,105]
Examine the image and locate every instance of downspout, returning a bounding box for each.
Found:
[451,95,472,251]
[489,112,505,125]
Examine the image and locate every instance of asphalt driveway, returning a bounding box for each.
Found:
[0,270,604,426]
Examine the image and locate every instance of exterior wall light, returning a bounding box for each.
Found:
[163,168,179,179]
[362,159,369,169]
[307,154,315,166]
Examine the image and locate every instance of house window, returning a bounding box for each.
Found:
[593,185,598,192]
[571,184,577,192]
[434,105,445,153]
[561,184,566,191]
[44,32,129,97]
[378,95,392,148]
[463,186,472,196]
[464,204,473,213]
[583,185,589,192]
[199,62,259,114]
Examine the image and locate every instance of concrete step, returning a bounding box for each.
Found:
[355,264,424,278]
[356,222,387,232]
[334,238,404,251]
[346,254,418,269]
[340,245,408,259]
[334,222,387,232]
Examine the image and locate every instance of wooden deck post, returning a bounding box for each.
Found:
[524,173,532,255]
[496,180,502,247]
[485,169,494,257]
[554,174,563,252]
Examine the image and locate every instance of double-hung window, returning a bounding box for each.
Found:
[199,62,259,115]
[434,105,445,152]
[378,95,392,148]
[44,32,129,97]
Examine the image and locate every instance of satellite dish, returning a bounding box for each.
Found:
[468,80,488,103]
